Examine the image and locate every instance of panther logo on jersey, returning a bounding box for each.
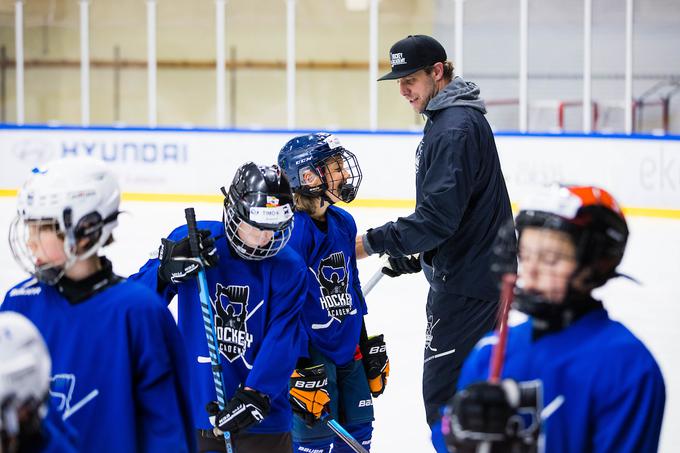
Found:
[316,251,353,321]
[213,284,254,362]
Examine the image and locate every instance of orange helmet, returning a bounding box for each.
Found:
[515,185,629,287]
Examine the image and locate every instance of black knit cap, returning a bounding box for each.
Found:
[378,34,447,81]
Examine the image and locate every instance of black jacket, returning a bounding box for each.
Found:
[366,77,514,303]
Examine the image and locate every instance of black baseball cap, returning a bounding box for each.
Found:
[377,35,447,81]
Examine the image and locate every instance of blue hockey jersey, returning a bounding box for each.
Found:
[458,307,666,453]
[40,409,78,453]
[286,206,368,365]
[131,220,306,434]
[1,277,196,453]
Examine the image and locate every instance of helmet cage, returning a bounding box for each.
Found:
[278,133,362,204]
[223,204,293,261]
[299,148,362,203]
[8,209,119,285]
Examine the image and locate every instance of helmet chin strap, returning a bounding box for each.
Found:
[517,287,600,339]
[515,266,601,338]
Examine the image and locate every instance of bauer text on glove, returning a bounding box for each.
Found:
[207,387,271,435]
[289,364,331,427]
[158,229,218,284]
[360,334,390,397]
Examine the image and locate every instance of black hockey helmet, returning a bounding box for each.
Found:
[222,162,294,260]
[278,133,362,203]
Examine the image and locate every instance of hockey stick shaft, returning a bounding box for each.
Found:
[477,273,517,453]
[321,414,369,453]
[361,263,385,297]
[185,208,235,453]
[361,255,392,297]
[489,273,517,382]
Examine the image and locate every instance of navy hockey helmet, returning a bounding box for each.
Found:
[222,162,294,260]
[277,133,362,203]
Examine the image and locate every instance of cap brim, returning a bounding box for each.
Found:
[377,66,424,81]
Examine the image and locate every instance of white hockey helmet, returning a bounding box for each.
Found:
[0,312,52,437]
[9,157,121,284]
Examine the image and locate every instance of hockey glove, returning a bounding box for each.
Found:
[289,365,331,427]
[445,380,541,449]
[360,334,390,397]
[207,387,271,435]
[158,229,218,284]
[381,255,421,278]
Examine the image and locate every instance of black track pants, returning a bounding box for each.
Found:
[422,289,498,426]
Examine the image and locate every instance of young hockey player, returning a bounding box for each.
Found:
[278,133,389,453]
[131,162,307,453]
[443,185,666,453]
[0,311,76,453]
[1,157,196,453]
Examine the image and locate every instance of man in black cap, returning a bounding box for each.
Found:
[355,34,515,449]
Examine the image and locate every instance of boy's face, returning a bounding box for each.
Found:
[517,227,579,304]
[26,221,67,268]
[236,220,274,248]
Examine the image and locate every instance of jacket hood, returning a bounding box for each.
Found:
[425,76,487,114]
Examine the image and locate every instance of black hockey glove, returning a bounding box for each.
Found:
[381,255,421,278]
[289,365,331,427]
[158,230,218,284]
[207,387,271,435]
[360,334,390,397]
[444,380,541,451]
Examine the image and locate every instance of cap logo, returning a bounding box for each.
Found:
[390,52,407,67]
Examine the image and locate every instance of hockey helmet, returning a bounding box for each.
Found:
[9,157,121,284]
[511,185,629,326]
[278,133,362,203]
[0,312,51,440]
[222,162,294,260]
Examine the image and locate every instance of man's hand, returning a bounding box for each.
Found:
[382,255,421,278]
[158,230,218,284]
[207,387,270,435]
[360,334,390,397]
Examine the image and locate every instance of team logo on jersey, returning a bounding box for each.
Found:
[316,251,353,321]
[50,374,99,421]
[415,140,424,174]
[213,284,254,362]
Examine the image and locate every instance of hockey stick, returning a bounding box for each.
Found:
[185,208,235,453]
[320,413,369,453]
[489,273,517,383]
[477,273,518,453]
[360,257,387,297]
